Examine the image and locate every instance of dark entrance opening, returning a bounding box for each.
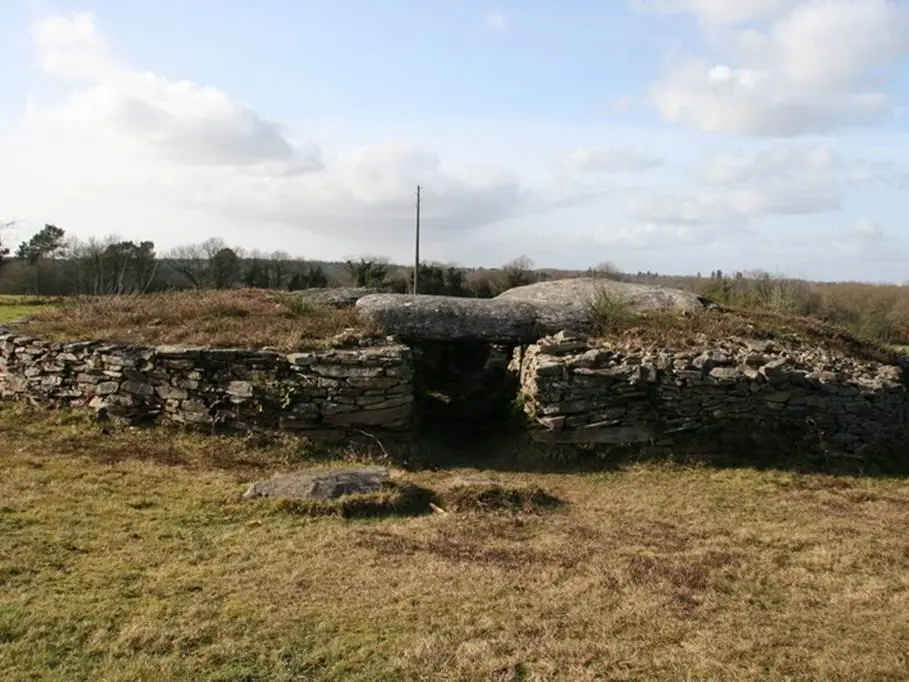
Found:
[410,341,523,443]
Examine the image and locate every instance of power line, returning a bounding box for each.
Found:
[413,185,421,295]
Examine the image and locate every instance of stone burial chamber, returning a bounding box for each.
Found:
[2,277,909,469]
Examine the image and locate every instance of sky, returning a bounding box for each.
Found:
[1,0,908,282]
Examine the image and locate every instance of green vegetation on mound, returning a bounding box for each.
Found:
[6,289,376,350]
[2,403,909,680]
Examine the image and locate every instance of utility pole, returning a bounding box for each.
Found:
[413,185,421,295]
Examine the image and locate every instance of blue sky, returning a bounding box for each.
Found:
[1,0,908,281]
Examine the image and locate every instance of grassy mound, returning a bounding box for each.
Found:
[586,291,897,363]
[440,479,563,514]
[9,289,377,350]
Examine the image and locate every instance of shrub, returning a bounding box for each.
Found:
[585,287,638,335]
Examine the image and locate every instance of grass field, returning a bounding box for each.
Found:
[2,403,909,680]
[0,295,60,324]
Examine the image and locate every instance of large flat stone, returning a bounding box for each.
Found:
[356,294,544,344]
[298,287,377,308]
[497,278,714,332]
[356,279,715,345]
[242,467,391,501]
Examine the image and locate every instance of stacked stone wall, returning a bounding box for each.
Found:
[516,332,909,463]
[0,331,413,437]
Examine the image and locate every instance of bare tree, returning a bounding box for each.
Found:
[163,238,233,289]
[200,237,228,261]
[501,255,537,290]
[586,261,624,281]
[267,250,293,289]
[164,243,208,288]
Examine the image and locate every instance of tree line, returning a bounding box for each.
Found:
[0,224,557,298]
[4,222,908,345]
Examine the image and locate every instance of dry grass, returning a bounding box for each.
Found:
[440,480,563,514]
[8,289,374,350]
[593,306,898,364]
[2,403,909,680]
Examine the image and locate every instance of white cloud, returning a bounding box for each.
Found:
[172,142,586,236]
[485,12,507,29]
[27,13,314,172]
[626,193,738,226]
[30,11,117,82]
[625,144,848,234]
[647,0,909,136]
[7,12,602,259]
[5,8,909,279]
[821,217,900,260]
[581,222,720,249]
[770,1,909,89]
[701,144,839,185]
[699,142,908,199]
[556,147,663,173]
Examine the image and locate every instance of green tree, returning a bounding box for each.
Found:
[345,256,389,288]
[405,263,467,296]
[210,247,242,289]
[15,224,66,294]
[103,240,157,294]
[242,259,271,288]
[287,265,328,290]
[466,274,496,298]
[69,237,158,294]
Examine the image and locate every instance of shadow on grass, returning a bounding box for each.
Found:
[3,402,906,483]
[390,409,909,480]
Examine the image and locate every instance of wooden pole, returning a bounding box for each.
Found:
[413,185,421,295]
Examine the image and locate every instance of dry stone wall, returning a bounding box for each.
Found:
[0,330,414,437]
[516,332,909,464]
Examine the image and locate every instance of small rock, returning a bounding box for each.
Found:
[709,366,741,381]
[227,380,254,398]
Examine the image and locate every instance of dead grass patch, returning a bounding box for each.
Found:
[354,530,558,571]
[9,289,377,350]
[440,479,563,514]
[3,403,909,680]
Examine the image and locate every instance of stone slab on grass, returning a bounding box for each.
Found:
[242,466,391,501]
